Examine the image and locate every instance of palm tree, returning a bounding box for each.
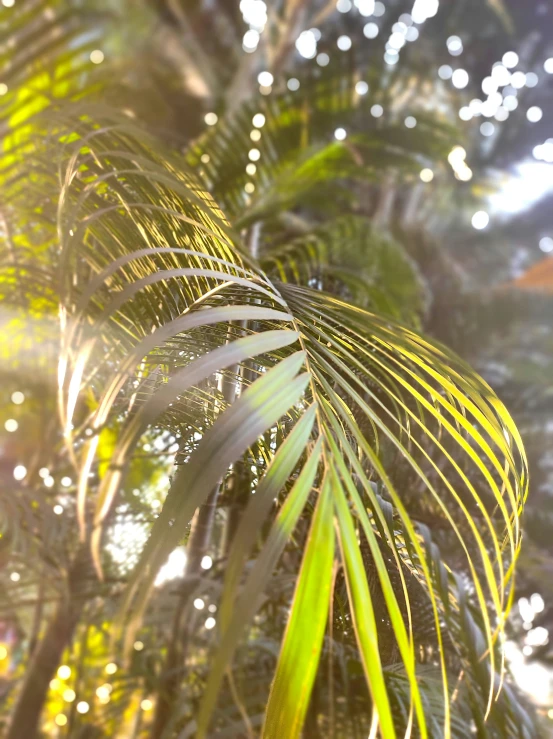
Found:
[0,1,540,737]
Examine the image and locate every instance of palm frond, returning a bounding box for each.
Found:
[0,108,527,737]
[187,70,457,227]
[0,4,533,735]
[261,215,427,322]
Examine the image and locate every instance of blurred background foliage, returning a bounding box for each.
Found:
[1,0,553,737]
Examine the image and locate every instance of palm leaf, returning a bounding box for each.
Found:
[187,71,457,228]
[0,108,526,736]
[0,4,537,737]
[262,476,335,739]
[261,215,427,322]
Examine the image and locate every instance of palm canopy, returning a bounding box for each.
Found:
[0,1,534,738]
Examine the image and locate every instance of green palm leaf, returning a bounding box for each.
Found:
[187,74,457,229]
[0,2,539,737]
[262,476,335,739]
[0,107,527,737]
[261,215,426,321]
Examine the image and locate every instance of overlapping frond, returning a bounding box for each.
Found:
[261,215,427,322]
[0,0,107,159]
[0,3,533,736]
[187,70,457,227]
[1,109,527,737]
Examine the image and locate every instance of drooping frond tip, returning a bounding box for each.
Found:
[15,113,527,737]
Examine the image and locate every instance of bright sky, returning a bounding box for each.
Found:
[490,160,553,216]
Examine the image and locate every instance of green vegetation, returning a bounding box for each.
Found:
[0,1,548,737]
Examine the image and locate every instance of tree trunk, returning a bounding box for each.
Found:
[220,456,250,556]
[5,548,89,739]
[151,345,240,738]
[372,173,397,229]
[27,572,45,659]
[6,601,80,738]
[150,486,220,739]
